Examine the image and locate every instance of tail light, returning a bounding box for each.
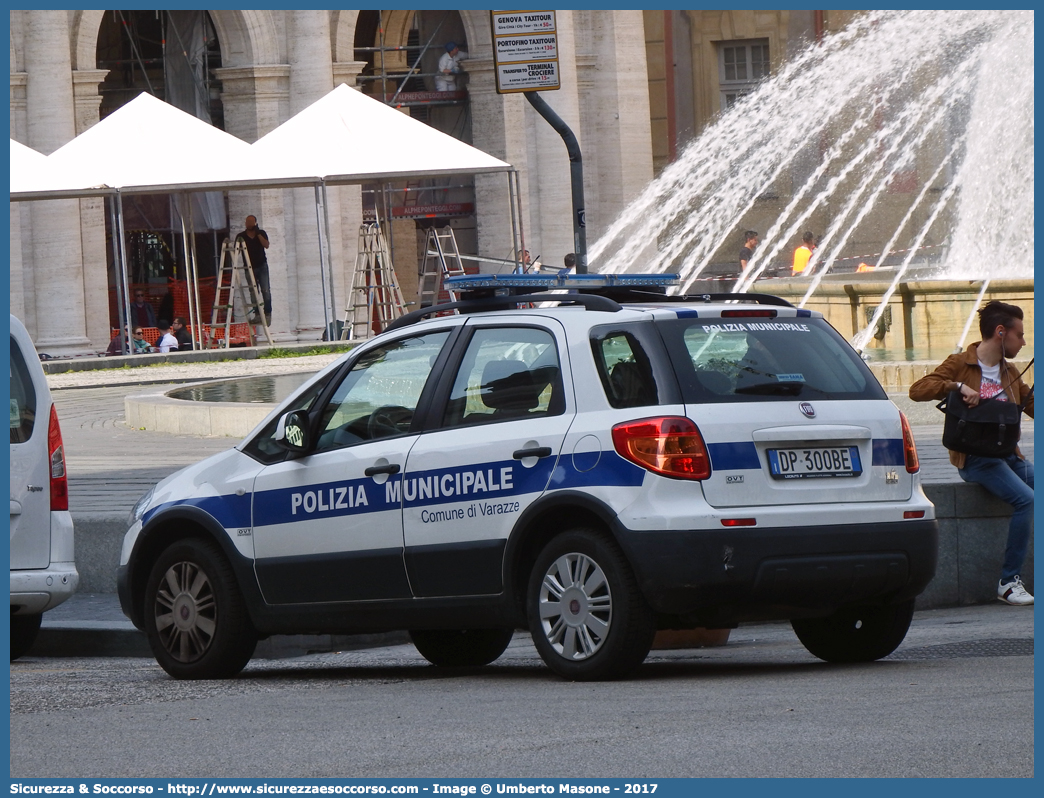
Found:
[899,411,919,474]
[48,404,68,511]
[612,416,711,480]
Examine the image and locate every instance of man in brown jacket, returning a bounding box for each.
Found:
[909,300,1034,605]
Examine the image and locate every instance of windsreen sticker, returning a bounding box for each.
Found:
[10,399,20,428]
[776,374,805,382]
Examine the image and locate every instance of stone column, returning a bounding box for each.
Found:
[577,11,654,243]
[465,57,529,270]
[287,10,338,340]
[332,61,368,325]
[10,70,29,325]
[216,64,294,341]
[24,10,91,352]
[73,68,111,349]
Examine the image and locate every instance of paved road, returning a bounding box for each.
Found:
[10,603,1033,778]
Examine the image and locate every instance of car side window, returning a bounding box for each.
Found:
[442,326,564,428]
[591,331,658,408]
[314,331,450,453]
[10,337,37,444]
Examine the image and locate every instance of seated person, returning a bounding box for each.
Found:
[131,327,155,354]
[156,320,179,353]
[172,317,193,351]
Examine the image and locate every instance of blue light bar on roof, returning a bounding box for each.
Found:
[445,273,680,290]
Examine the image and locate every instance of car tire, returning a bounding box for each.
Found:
[791,599,915,663]
[409,628,515,667]
[527,528,656,681]
[10,613,42,661]
[144,538,257,679]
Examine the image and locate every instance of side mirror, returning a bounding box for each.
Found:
[274,410,310,452]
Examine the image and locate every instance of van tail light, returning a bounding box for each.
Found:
[899,411,919,474]
[48,404,69,511]
[612,416,711,480]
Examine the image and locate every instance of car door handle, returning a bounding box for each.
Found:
[513,447,553,460]
[364,463,401,477]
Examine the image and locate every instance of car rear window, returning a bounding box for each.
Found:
[657,316,886,403]
[10,336,38,444]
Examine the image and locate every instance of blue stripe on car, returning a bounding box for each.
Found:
[708,441,762,470]
[872,439,905,466]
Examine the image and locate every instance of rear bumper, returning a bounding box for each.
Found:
[616,519,938,624]
[10,561,79,615]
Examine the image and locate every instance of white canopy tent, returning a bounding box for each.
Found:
[242,84,517,335]
[10,139,63,196]
[10,86,519,347]
[12,94,257,350]
[247,83,510,184]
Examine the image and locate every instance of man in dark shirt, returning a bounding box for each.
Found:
[171,317,193,351]
[739,230,758,273]
[236,215,272,325]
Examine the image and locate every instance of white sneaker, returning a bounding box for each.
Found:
[998,576,1034,606]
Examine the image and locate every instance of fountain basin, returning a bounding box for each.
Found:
[754,277,1033,363]
[125,374,313,438]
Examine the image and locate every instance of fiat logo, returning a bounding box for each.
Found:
[799,402,816,418]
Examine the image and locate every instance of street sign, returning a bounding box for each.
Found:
[490,10,560,94]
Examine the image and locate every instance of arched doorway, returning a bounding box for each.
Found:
[353,10,478,302]
[95,10,229,329]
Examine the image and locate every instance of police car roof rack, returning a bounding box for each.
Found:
[383,274,796,332]
[673,292,794,307]
[440,273,795,307]
[383,293,622,332]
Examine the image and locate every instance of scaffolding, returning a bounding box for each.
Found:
[354,10,477,283]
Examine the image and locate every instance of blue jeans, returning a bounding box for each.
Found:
[253,265,272,317]
[958,453,1034,581]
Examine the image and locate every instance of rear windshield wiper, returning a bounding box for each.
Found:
[734,381,804,396]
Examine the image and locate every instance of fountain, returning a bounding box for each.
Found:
[590,9,1033,379]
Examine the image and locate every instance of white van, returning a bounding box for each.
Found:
[9,314,78,659]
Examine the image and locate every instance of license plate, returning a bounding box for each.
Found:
[767,446,862,480]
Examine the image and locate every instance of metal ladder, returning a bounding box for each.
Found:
[210,238,274,348]
[418,225,466,307]
[342,221,408,340]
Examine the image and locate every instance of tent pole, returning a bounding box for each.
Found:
[321,180,337,335]
[508,170,520,275]
[108,194,127,348]
[179,198,199,350]
[188,213,204,349]
[512,170,528,273]
[313,182,332,340]
[116,190,134,355]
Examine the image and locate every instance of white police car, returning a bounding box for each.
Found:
[118,275,936,680]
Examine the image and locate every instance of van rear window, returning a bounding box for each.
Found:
[10,337,37,443]
[657,317,886,403]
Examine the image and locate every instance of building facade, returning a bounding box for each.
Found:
[10,9,655,354]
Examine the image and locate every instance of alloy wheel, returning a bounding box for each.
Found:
[153,560,217,663]
[537,552,613,660]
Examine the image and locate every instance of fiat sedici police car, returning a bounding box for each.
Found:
[118,274,937,680]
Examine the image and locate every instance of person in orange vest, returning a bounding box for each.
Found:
[792,231,816,276]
